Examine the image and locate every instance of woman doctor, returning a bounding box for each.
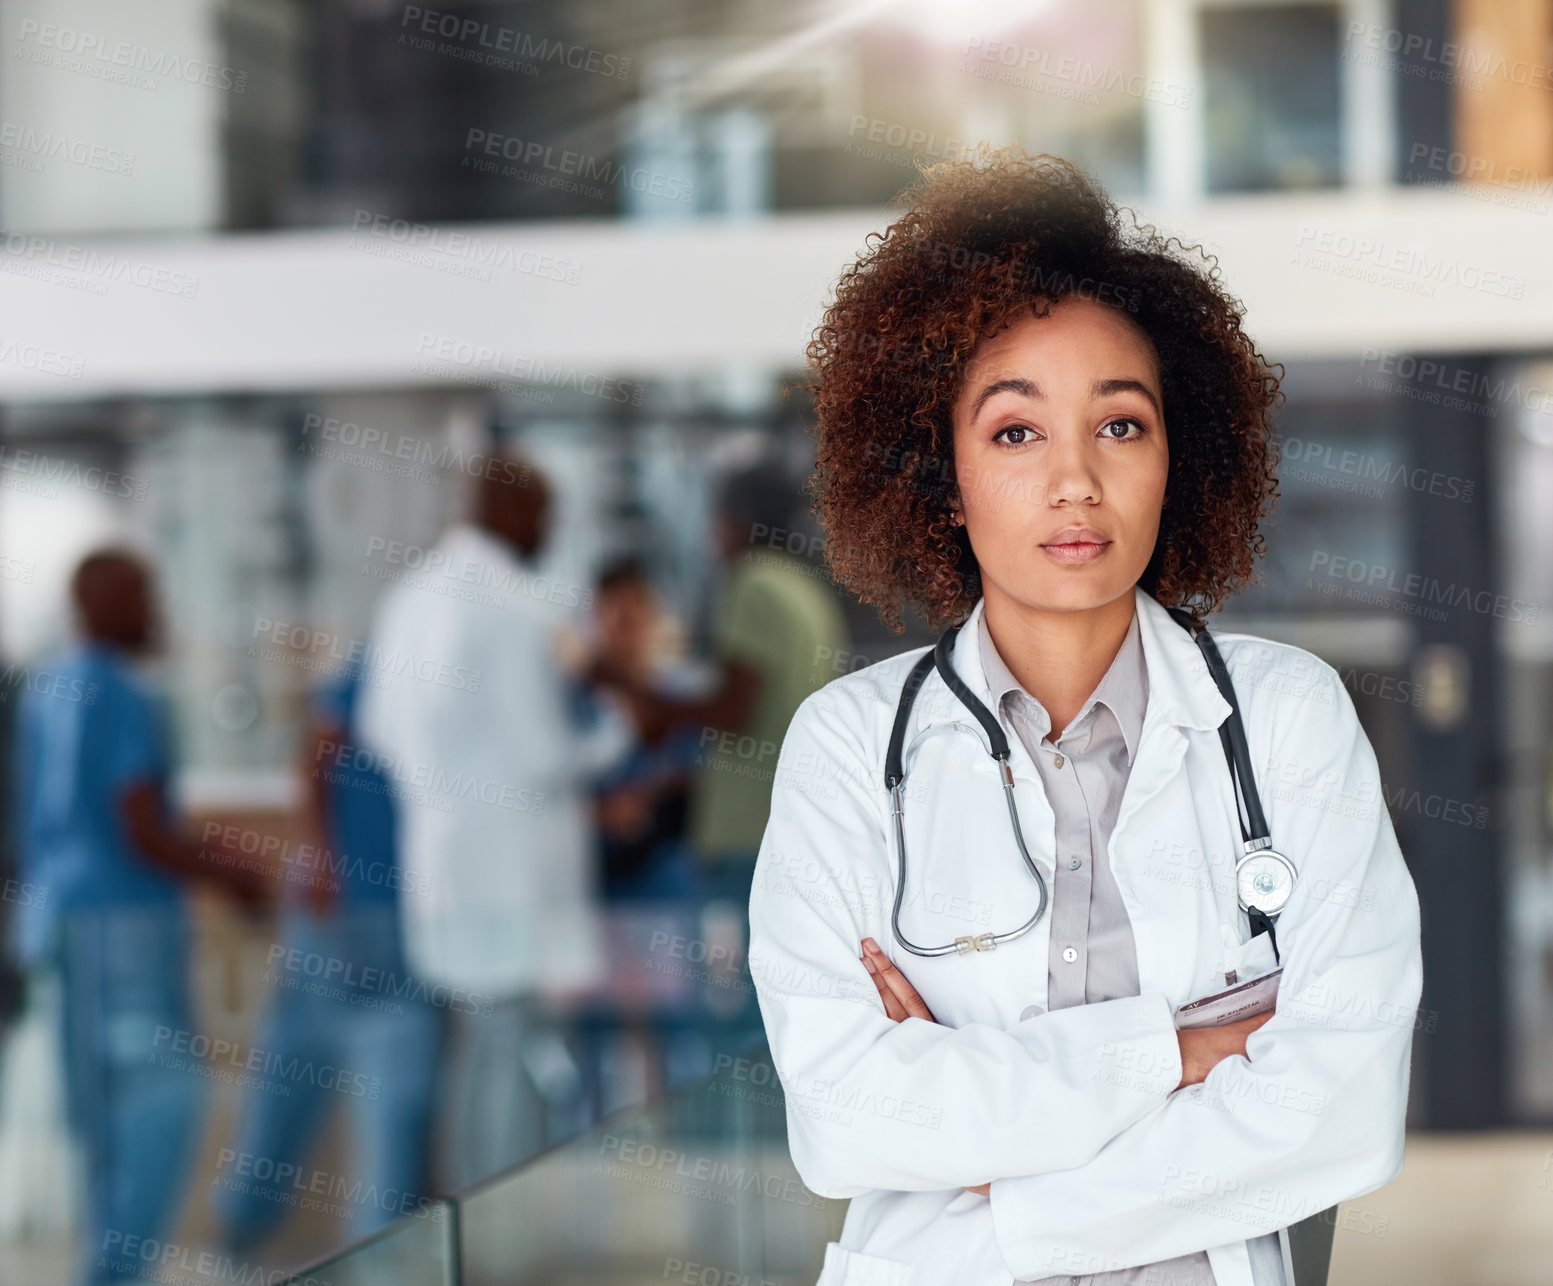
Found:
[747,148,1423,1286]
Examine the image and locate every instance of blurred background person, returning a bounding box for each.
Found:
[10,550,270,1286]
[687,458,850,916]
[355,456,632,1192]
[589,456,849,1057]
[589,556,703,906]
[212,659,440,1255]
[567,557,710,1115]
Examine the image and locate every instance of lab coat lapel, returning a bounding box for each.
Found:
[1110,587,1236,1004]
[1113,587,1233,835]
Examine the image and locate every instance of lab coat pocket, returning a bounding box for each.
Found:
[815,1241,915,1286]
[1215,923,1278,986]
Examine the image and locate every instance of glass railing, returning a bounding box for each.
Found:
[276,1200,459,1286]
[280,1038,843,1285]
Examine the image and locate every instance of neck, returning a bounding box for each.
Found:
[981,586,1136,742]
[472,519,532,561]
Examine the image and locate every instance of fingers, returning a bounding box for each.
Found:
[861,948,907,1020]
[861,938,936,1023]
[865,958,908,1021]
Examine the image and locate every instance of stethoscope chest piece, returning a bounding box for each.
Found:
[1236,845,1297,917]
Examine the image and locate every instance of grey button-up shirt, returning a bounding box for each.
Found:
[977,607,1223,1286]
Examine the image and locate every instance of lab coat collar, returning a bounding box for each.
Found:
[919,585,1231,737]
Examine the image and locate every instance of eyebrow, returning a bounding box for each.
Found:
[968,376,1162,422]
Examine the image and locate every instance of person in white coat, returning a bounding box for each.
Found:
[749,148,1423,1286]
[355,454,630,1189]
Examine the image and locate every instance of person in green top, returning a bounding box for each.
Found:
[590,457,850,914]
[691,465,851,880]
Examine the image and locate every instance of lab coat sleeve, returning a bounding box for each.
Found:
[985,661,1423,1279]
[749,686,1186,1200]
[353,590,415,763]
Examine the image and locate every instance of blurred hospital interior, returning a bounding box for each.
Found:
[1,0,1553,1283]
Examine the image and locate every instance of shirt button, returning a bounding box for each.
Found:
[1069,856,1082,870]
[1053,753,1065,768]
[1062,946,1078,962]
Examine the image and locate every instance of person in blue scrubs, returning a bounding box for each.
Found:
[12,550,270,1286]
[212,662,442,1253]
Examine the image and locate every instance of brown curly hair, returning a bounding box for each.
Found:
[797,146,1283,634]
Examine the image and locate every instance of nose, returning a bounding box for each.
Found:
[1043,428,1101,508]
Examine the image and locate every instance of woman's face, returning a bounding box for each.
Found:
[950,295,1169,617]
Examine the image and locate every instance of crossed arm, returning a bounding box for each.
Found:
[857,936,1274,1197]
[750,675,1422,1276]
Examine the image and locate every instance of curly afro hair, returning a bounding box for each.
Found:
[799,145,1283,634]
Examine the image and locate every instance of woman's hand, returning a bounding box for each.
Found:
[860,937,936,1022]
[860,939,990,1196]
[1175,1010,1275,1089]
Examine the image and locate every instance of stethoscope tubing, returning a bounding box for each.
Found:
[885,610,1291,962]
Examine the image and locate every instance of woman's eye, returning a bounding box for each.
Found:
[993,425,1032,445]
[1102,417,1145,441]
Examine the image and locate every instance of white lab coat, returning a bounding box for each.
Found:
[748,585,1423,1286]
[355,523,630,999]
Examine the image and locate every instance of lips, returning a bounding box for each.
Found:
[1040,527,1111,564]
[1041,527,1110,547]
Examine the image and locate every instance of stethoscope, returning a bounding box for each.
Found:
[883,607,1296,962]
